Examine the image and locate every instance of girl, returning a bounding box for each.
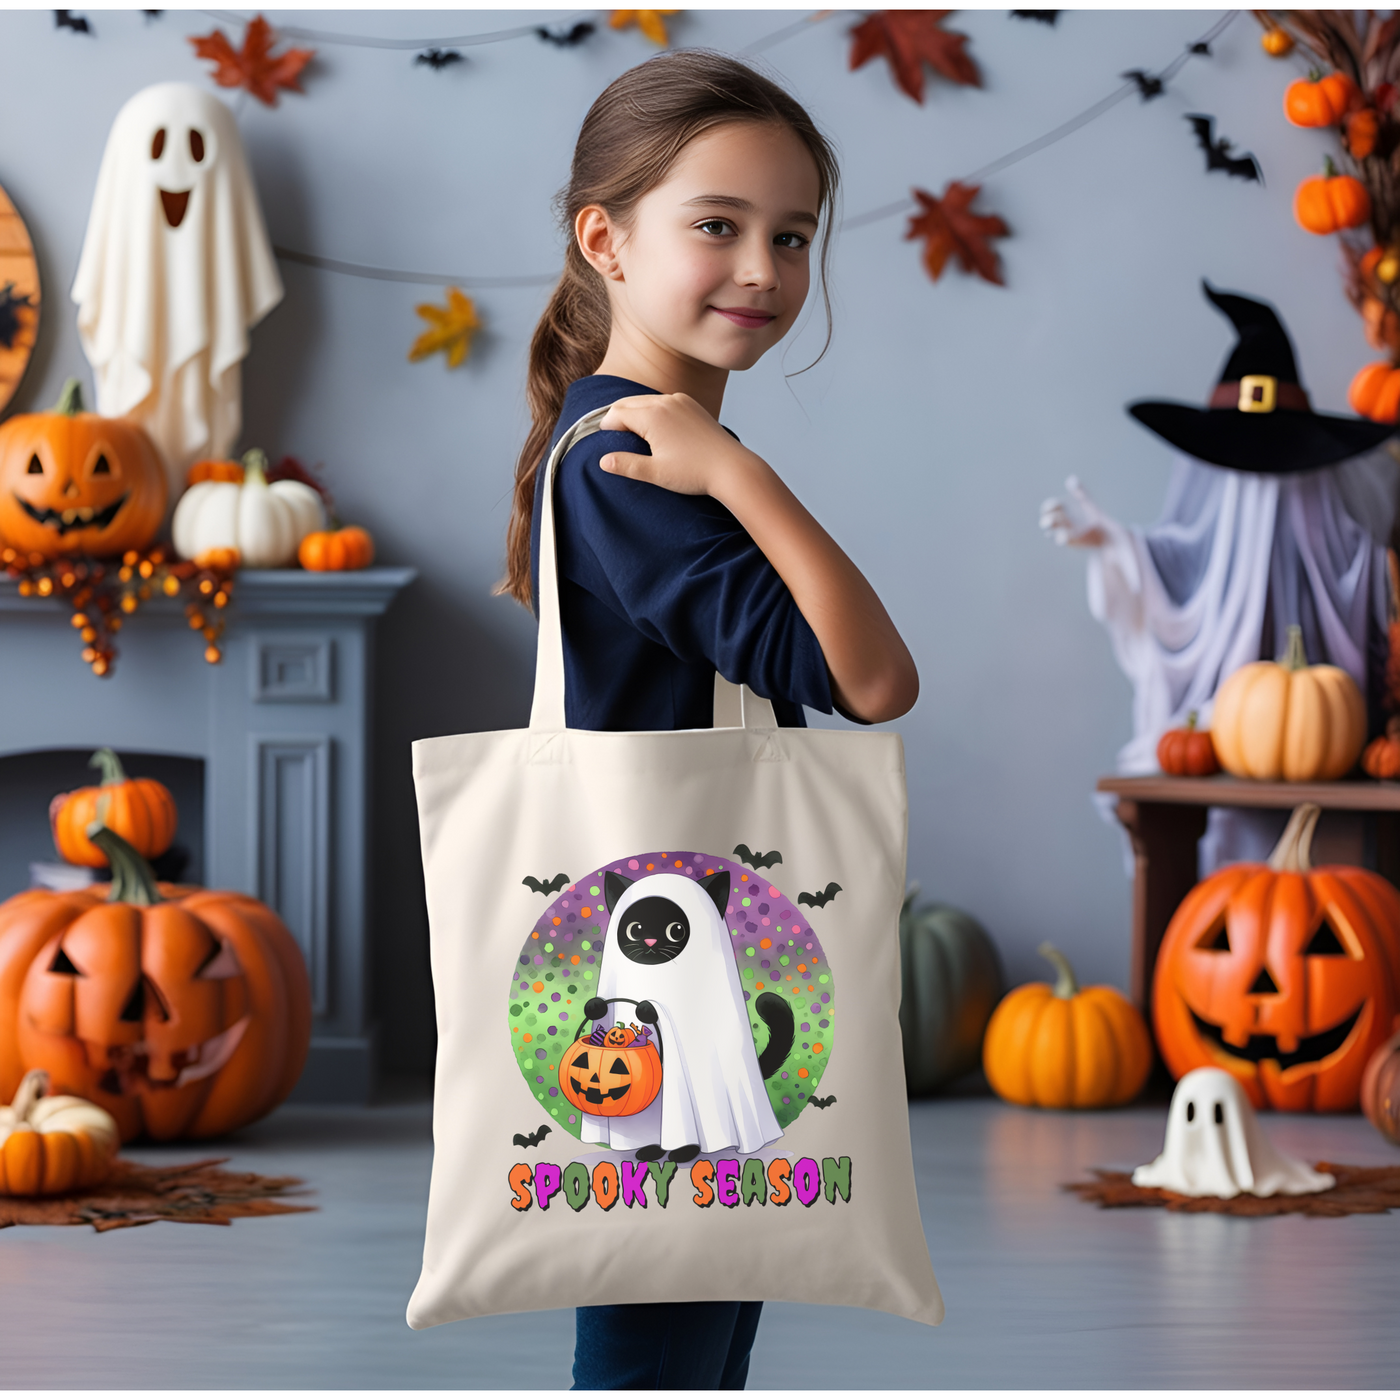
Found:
[502,49,918,1390]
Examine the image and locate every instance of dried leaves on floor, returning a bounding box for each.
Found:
[1066,1162,1400,1217]
[0,1157,315,1231]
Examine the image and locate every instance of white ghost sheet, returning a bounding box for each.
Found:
[1132,1068,1335,1198]
[579,871,784,1157]
[72,82,283,495]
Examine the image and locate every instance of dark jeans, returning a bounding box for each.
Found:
[572,1301,763,1390]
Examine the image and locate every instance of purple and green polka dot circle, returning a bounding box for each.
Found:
[507,850,836,1139]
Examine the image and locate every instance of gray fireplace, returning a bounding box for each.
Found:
[0,566,415,1102]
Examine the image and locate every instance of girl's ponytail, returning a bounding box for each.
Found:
[498,49,839,608]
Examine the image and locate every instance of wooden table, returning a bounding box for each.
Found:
[1098,774,1400,1012]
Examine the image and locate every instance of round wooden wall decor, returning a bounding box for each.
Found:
[0,183,40,418]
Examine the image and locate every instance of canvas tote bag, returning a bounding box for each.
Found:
[407,404,943,1329]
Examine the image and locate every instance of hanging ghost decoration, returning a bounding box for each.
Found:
[71,82,283,497]
[1132,1068,1335,1198]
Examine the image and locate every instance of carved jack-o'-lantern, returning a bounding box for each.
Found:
[0,378,166,559]
[1153,804,1400,1111]
[603,1024,637,1048]
[559,1035,661,1118]
[0,823,311,1142]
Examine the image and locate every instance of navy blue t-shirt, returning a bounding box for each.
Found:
[529,375,833,732]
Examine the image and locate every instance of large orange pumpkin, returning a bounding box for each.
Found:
[0,379,165,559]
[1294,162,1372,235]
[1283,71,1359,128]
[1349,359,1400,423]
[558,1033,661,1118]
[1153,803,1400,1111]
[49,748,178,869]
[0,823,311,1142]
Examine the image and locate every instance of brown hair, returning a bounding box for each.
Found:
[499,49,840,607]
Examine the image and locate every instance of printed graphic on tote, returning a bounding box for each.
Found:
[509,850,835,1157]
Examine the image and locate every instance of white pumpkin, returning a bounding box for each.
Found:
[173,449,326,568]
[0,1069,121,1195]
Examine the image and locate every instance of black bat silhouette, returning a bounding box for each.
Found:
[808,1094,837,1109]
[798,883,841,909]
[522,872,570,896]
[1186,115,1263,184]
[0,284,34,353]
[1189,40,1211,55]
[536,21,595,47]
[415,48,464,69]
[55,10,92,33]
[733,844,782,870]
[1122,69,1164,102]
[1010,10,1059,24]
[512,1123,552,1149]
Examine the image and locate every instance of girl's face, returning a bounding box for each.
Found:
[587,122,822,375]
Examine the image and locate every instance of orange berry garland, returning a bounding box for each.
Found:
[2,544,236,677]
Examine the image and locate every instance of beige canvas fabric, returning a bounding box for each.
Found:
[407,405,943,1328]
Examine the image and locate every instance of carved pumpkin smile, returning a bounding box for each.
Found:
[159,188,190,228]
[1188,1005,1362,1072]
[95,1014,252,1094]
[16,490,128,534]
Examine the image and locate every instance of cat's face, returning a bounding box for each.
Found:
[616,896,690,965]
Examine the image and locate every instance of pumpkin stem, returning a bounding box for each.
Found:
[10,1068,48,1123]
[86,821,163,905]
[1280,624,1308,671]
[241,448,269,486]
[1038,941,1078,999]
[1185,710,1198,732]
[1323,154,1339,178]
[54,378,85,416]
[88,747,129,787]
[1268,803,1321,872]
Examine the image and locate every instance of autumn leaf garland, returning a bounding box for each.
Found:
[849,10,981,104]
[190,15,314,107]
[906,183,1010,286]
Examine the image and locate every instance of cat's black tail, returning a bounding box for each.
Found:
[755,991,795,1079]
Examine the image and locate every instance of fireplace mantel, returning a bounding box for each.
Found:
[0,566,416,1102]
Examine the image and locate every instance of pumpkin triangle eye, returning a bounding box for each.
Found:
[49,946,82,976]
[1305,922,1347,956]
[26,454,42,475]
[1249,965,1280,995]
[119,979,145,1023]
[571,1052,591,1070]
[92,454,111,476]
[1198,924,1230,952]
[610,1058,628,1074]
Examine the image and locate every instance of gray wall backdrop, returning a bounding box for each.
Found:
[0,9,1372,1074]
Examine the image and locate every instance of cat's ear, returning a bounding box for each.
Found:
[697,870,730,919]
[604,870,634,910]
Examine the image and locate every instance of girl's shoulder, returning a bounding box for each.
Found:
[551,374,659,449]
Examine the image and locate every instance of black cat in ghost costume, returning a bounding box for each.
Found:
[580,868,794,1163]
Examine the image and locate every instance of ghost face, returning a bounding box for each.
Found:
[140,93,221,231]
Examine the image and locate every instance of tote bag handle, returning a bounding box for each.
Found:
[529,404,779,735]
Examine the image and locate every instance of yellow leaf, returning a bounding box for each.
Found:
[409,287,480,368]
[610,9,678,45]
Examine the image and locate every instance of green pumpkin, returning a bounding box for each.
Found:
[899,888,1004,1096]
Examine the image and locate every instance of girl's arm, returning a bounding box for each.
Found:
[598,393,919,723]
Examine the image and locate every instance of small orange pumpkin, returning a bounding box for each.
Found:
[0,379,166,559]
[186,459,244,486]
[1349,360,1400,422]
[603,1024,638,1048]
[1295,161,1372,235]
[50,748,178,869]
[0,1069,119,1195]
[1360,1021,1400,1145]
[982,943,1152,1109]
[1363,717,1400,779]
[1157,712,1220,777]
[298,526,375,572]
[1284,71,1359,128]
[1261,26,1294,58]
[1345,107,1381,160]
[558,1034,661,1117]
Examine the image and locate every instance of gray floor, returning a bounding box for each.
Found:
[1,1090,1397,1389]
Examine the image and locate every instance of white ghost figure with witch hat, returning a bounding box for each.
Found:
[1133,1067,1335,1198]
[72,82,283,498]
[578,868,793,1163]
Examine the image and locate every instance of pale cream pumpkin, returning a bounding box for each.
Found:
[1212,625,1366,781]
[172,448,325,568]
[0,1069,119,1195]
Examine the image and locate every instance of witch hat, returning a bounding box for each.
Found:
[1128,282,1395,472]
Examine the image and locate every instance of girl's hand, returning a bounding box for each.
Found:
[598,393,756,497]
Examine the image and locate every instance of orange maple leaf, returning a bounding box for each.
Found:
[190,15,314,107]
[610,10,679,46]
[905,183,1009,285]
[849,10,979,104]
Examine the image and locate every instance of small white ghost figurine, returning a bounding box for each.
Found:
[72,82,284,496]
[1133,1068,1335,1198]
